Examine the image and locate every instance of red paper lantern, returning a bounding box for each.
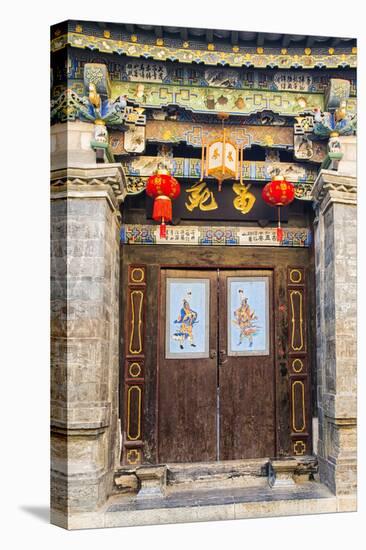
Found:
[146,169,181,238]
[262,176,295,242]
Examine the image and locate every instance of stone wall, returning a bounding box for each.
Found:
[312,165,357,506]
[50,122,126,527]
[51,193,121,520]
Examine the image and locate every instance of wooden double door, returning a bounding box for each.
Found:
[158,268,275,463]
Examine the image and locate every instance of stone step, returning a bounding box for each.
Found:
[97,481,337,530]
[166,458,269,488]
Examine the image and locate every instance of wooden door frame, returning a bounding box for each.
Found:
[120,245,314,466]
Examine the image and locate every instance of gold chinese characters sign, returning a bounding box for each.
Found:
[185,181,256,215]
[146,182,306,222]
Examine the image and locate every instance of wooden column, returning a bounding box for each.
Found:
[287,266,312,457]
[122,265,146,465]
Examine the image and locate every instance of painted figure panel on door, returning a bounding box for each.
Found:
[228,277,269,356]
[166,278,209,359]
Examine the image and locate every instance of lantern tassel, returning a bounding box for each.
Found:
[152,195,172,222]
[277,225,283,242]
[160,218,167,239]
[277,206,283,243]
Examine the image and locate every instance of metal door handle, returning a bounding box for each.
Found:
[219,349,228,365]
[210,349,217,359]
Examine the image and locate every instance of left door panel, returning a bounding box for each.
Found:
[158,269,218,463]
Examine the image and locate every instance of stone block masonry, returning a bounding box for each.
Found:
[51,125,126,526]
[311,162,357,499]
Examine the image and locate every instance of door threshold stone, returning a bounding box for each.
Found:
[113,456,318,497]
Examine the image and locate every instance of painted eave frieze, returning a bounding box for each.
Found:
[51,32,357,70]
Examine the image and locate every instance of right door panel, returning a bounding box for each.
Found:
[218,270,276,460]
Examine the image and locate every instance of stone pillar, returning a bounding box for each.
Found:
[50,122,126,527]
[312,162,357,509]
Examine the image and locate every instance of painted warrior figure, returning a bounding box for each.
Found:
[233,289,259,347]
[172,290,198,350]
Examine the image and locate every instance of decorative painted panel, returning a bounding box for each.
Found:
[121,225,312,248]
[111,81,325,116]
[122,154,319,180]
[143,121,295,148]
[227,277,269,356]
[121,156,319,201]
[165,278,210,359]
[64,48,356,93]
[123,264,146,465]
[287,266,311,456]
[122,163,317,203]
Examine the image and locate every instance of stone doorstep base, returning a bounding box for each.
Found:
[268,458,298,488]
[113,457,318,496]
[136,465,167,498]
[50,484,356,530]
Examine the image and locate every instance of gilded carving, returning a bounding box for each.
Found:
[129,362,142,378]
[293,440,306,456]
[292,381,306,433]
[292,358,304,373]
[127,385,142,440]
[131,267,145,283]
[290,290,304,351]
[129,290,144,354]
[185,181,218,212]
[289,269,303,284]
[126,449,141,465]
[232,183,256,214]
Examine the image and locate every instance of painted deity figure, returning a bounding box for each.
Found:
[172,290,198,350]
[233,289,259,347]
